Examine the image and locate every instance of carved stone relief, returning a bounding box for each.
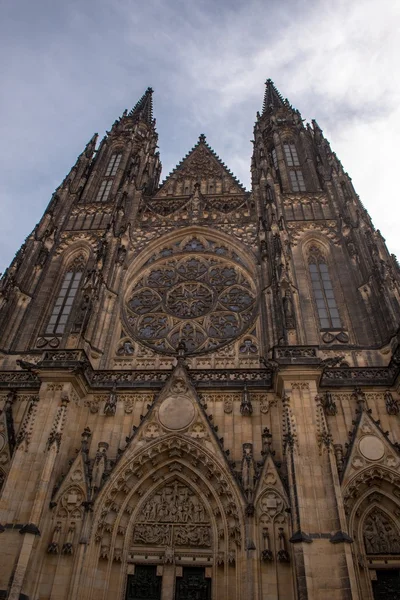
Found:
[132,481,211,548]
[199,392,276,414]
[364,508,400,555]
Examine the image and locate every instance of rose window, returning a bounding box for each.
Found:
[124,255,257,355]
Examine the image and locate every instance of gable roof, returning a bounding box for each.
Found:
[156,134,246,196]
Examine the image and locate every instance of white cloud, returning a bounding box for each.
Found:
[1,0,399,271]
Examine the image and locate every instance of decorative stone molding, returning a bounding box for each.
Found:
[290,382,309,390]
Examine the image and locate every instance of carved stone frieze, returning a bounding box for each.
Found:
[274,346,318,360]
[47,383,64,392]
[320,367,397,387]
[0,372,40,387]
[291,382,309,390]
[70,203,114,217]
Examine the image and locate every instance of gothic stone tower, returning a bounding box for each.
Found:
[1,82,400,600]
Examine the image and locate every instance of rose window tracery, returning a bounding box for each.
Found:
[124,254,257,354]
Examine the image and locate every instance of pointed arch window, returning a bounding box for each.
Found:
[289,170,306,192]
[282,141,306,192]
[45,257,84,335]
[95,152,122,202]
[271,148,278,170]
[308,247,341,329]
[283,142,300,167]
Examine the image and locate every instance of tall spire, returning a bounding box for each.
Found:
[128,87,154,124]
[262,79,288,115]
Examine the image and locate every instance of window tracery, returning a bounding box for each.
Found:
[308,245,341,329]
[95,152,122,202]
[45,255,85,335]
[143,235,248,269]
[124,254,257,355]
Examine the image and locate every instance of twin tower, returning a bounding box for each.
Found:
[0,81,400,600]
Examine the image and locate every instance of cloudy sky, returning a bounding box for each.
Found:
[1,0,399,273]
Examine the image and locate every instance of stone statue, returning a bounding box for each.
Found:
[283,290,295,329]
[104,385,117,416]
[73,293,92,333]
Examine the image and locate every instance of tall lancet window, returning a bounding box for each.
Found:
[283,142,306,192]
[308,246,341,329]
[95,152,122,202]
[45,257,85,335]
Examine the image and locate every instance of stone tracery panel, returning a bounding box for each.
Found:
[124,254,258,355]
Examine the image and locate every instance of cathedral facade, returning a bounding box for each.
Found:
[0,80,400,600]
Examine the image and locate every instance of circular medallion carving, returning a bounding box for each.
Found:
[359,435,385,461]
[124,255,257,355]
[159,396,195,430]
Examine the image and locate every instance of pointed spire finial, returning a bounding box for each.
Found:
[262,79,287,115]
[128,87,154,124]
[198,133,206,143]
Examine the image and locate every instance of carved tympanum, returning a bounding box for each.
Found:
[364,508,400,555]
[132,481,211,548]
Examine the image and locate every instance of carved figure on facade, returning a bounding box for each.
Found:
[241,443,255,501]
[104,385,117,416]
[73,292,92,334]
[282,289,295,329]
[47,523,62,554]
[239,337,258,355]
[62,523,76,554]
[116,339,135,355]
[384,390,399,415]
[116,243,127,265]
[240,384,253,416]
[276,527,290,562]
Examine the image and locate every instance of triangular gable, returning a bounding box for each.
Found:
[90,361,246,558]
[254,453,290,512]
[341,407,400,489]
[105,360,237,484]
[52,450,90,506]
[155,134,246,198]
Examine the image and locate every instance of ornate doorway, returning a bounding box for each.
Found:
[175,567,211,600]
[125,565,161,600]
